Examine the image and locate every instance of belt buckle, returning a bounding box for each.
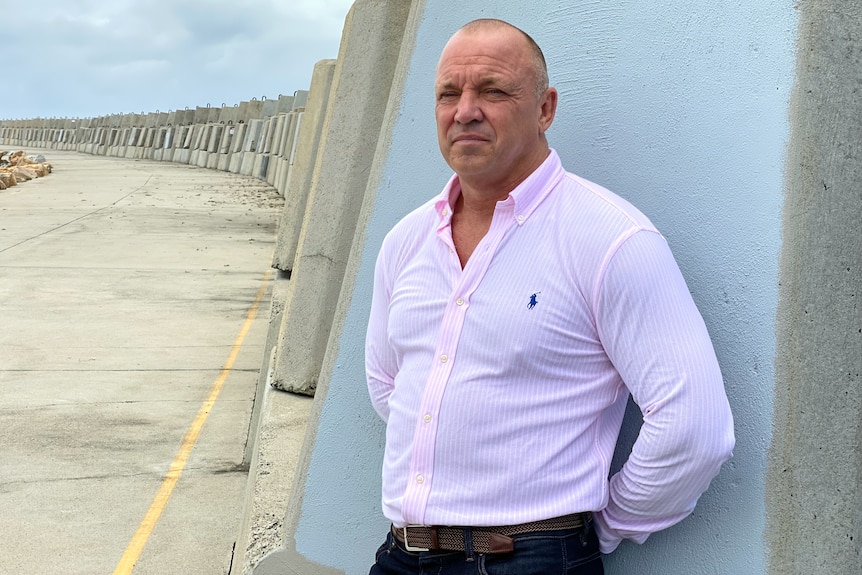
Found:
[402,526,430,552]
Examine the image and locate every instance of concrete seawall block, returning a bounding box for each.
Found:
[293,91,309,109]
[277,95,295,114]
[217,153,230,172]
[253,155,270,181]
[174,148,191,164]
[218,125,234,155]
[219,105,239,125]
[193,106,209,124]
[269,0,411,396]
[240,151,257,176]
[248,100,265,120]
[261,99,279,118]
[244,119,265,153]
[229,152,244,174]
[270,115,287,159]
[275,112,304,197]
[272,61,336,271]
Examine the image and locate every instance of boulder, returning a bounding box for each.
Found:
[13,166,35,181]
[0,172,17,187]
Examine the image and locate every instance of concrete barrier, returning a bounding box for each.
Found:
[267,0,412,398]
[270,65,336,267]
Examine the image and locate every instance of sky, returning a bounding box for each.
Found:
[1,0,356,120]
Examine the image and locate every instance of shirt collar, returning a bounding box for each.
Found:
[434,149,565,226]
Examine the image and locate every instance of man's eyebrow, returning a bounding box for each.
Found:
[435,75,514,91]
[436,79,459,91]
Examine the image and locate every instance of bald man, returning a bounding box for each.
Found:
[365,18,734,575]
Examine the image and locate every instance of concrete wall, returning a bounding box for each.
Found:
[249,1,857,575]
[766,2,862,573]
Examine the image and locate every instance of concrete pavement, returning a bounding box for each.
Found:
[0,151,311,574]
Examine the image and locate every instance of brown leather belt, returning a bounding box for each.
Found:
[392,512,591,554]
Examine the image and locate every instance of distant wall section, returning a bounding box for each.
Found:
[0,93,308,199]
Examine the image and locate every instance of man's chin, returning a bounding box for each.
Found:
[449,159,493,179]
[446,149,493,170]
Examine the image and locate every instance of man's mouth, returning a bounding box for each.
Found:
[452,133,488,144]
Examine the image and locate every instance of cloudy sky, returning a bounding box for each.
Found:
[2,0,355,120]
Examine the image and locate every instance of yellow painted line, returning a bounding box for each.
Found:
[112,270,272,575]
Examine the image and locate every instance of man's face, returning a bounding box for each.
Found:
[435,27,554,193]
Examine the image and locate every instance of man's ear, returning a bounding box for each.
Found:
[538,87,558,133]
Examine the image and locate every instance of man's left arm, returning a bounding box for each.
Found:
[592,229,735,554]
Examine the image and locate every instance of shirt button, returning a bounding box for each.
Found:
[424,414,432,423]
[442,209,448,217]
[440,354,448,363]
[517,214,525,223]
[456,297,464,306]
[416,474,425,484]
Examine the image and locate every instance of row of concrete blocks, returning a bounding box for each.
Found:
[0,92,308,198]
[0,93,302,131]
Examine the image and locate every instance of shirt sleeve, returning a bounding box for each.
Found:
[592,229,735,553]
[365,244,398,422]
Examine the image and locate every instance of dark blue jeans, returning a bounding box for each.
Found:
[369,526,604,575]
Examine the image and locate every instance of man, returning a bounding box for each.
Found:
[365,18,734,574]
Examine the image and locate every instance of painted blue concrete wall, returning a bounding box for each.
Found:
[294,2,797,573]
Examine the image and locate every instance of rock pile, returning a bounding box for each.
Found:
[0,151,53,190]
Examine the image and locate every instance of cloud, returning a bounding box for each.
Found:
[1,0,354,119]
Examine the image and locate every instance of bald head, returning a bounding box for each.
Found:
[450,19,549,99]
[433,18,558,200]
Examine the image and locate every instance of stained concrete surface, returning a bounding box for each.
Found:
[0,151,307,574]
[767,1,862,572]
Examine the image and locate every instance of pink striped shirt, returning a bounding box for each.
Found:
[365,150,734,553]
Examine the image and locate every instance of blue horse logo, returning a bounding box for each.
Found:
[528,292,541,309]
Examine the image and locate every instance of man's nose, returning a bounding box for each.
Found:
[454,91,483,124]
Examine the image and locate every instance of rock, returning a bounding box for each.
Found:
[0,151,52,186]
[13,166,35,181]
[0,172,17,187]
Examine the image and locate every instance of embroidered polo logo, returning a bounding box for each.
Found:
[528,292,541,309]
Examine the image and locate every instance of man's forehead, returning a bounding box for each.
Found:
[436,37,528,77]
[434,67,511,89]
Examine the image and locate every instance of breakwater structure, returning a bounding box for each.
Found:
[2,0,860,574]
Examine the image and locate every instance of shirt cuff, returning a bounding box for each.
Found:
[593,510,653,554]
[593,511,623,554]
